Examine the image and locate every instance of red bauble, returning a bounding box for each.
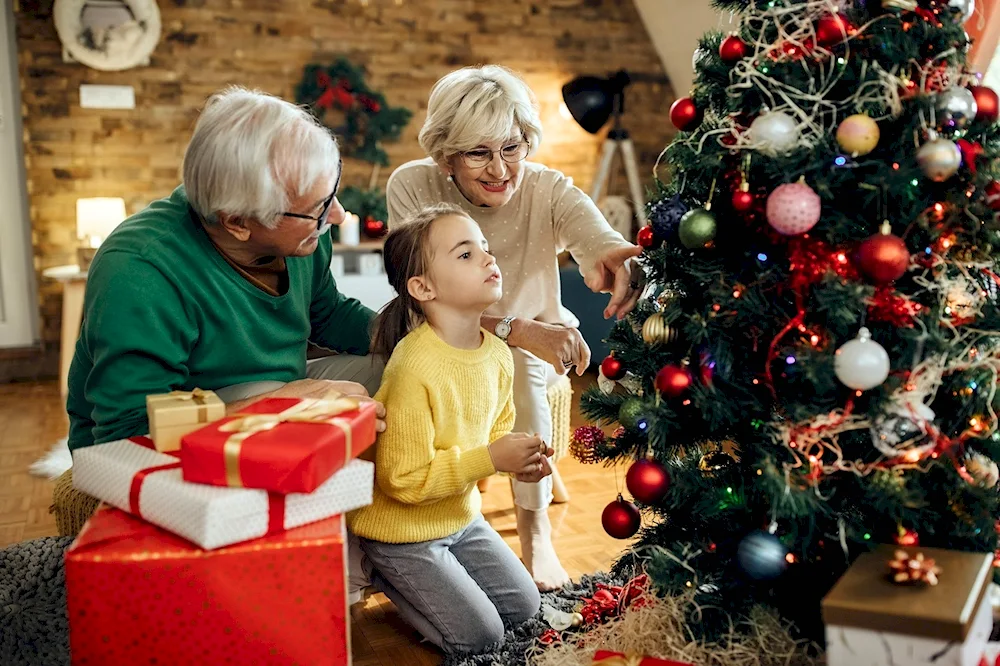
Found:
[719,34,749,63]
[362,216,388,238]
[655,364,693,397]
[971,86,999,124]
[601,355,625,381]
[731,189,755,212]
[602,496,641,539]
[857,227,910,284]
[815,13,855,47]
[985,181,1000,211]
[626,459,671,504]
[895,527,919,547]
[636,225,656,248]
[669,97,702,132]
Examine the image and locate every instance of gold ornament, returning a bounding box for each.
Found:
[698,450,736,477]
[836,114,880,157]
[641,313,678,345]
[569,612,584,627]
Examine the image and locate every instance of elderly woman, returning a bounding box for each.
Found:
[65,87,384,599]
[386,65,643,590]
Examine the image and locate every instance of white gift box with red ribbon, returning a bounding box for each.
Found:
[72,436,373,549]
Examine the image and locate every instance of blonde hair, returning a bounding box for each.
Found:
[418,65,543,163]
[370,203,470,359]
[183,86,340,229]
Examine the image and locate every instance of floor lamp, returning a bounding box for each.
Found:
[562,70,662,226]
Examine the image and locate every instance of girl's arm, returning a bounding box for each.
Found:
[375,370,496,505]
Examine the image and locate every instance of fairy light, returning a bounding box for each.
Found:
[903,450,922,463]
[733,288,742,298]
[757,252,768,261]
[910,179,919,187]
[864,533,871,540]
[834,155,847,166]
[892,162,900,170]
[752,378,760,385]
[682,399,692,406]
[810,334,821,346]
[712,304,721,312]
[785,553,797,563]
[786,355,796,364]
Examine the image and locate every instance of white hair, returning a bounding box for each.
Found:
[183,86,340,229]
[418,65,543,163]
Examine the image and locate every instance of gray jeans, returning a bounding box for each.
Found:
[359,516,540,654]
[211,353,385,403]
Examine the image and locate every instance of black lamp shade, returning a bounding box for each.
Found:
[561,76,615,134]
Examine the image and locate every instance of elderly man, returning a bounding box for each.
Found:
[67,86,385,452]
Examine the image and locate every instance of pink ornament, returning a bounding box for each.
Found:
[766,180,821,236]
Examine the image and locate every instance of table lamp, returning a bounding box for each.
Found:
[76,197,126,269]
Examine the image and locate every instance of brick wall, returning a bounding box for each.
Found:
[12,0,674,379]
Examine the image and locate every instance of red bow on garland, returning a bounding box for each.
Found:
[579,575,650,627]
[315,72,357,111]
[957,139,984,175]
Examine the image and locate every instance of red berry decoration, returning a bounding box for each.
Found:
[601,355,625,380]
[626,458,671,504]
[970,86,999,125]
[857,222,910,284]
[731,188,755,212]
[986,181,1000,211]
[815,13,855,47]
[669,97,702,132]
[719,34,749,63]
[602,496,641,539]
[636,225,657,249]
[655,364,693,397]
[362,216,388,239]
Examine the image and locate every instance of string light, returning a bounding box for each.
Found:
[785,553,797,563]
[834,155,847,166]
[757,252,769,261]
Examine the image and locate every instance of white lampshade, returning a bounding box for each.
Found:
[77,197,126,248]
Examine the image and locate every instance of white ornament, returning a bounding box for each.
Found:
[948,0,976,23]
[598,368,615,395]
[936,86,978,131]
[749,111,800,157]
[834,327,890,391]
[872,399,936,459]
[965,452,999,488]
[540,603,576,631]
[916,138,962,182]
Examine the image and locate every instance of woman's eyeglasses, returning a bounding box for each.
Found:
[459,142,529,170]
[282,159,343,229]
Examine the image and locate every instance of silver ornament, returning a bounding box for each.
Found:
[749,111,800,157]
[936,86,978,131]
[947,0,975,23]
[834,327,890,391]
[916,138,961,182]
[965,451,999,487]
[872,399,935,459]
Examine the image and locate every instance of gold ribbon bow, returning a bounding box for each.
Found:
[166,388,211,421]
[217,395,362,487]
[593,652,645,666]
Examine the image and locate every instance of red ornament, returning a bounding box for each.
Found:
[857,224,910,284]
[602,496,641,539]
[970,86,999,124]
[815,13,855,47]
[669,97,702,132]
[636,225,657,248]
[719,34,749,63]
[985,181,1000,211]
[362,216,388,238]
[655,364,693,397]
[626,459,671,504]
[731,189,755,212]
[895,527,919,547]
[601,355,625,380]
[957,138,984,175]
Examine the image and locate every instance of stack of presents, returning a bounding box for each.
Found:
[63,388,378,665]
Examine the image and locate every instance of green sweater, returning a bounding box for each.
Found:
[66,186,374,451]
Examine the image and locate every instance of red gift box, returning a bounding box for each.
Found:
[592,650,693,666]
[66,506,351,665]
[181,395,376,493]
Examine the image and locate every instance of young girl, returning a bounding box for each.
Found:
[348,203,550,654]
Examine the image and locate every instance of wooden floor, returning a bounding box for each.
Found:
[0,373,624,665]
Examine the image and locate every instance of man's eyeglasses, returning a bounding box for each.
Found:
[282,159,342,229]
[459,142,529,169]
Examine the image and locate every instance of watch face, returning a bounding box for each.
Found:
[496,322,511,338]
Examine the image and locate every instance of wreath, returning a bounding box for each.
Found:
[295,58,412,167]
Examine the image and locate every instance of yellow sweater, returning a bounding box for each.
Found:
[348,323,515,544]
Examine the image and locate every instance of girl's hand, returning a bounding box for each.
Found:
[514,455,552,483]
[513,320,591,376]
[488,433,552,474]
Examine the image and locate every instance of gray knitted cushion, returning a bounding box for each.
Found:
[0,536,73,666]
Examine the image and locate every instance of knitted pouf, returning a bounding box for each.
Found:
[0,536,74,666]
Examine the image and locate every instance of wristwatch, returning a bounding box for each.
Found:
[494,316,516,344]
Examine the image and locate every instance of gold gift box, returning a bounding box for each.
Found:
[145,389,225,452]
[822,544,994,642]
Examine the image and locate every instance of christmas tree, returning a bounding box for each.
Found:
[577,0,1000,641]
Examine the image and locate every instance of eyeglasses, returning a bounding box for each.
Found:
[282,159,342,229]
[459,142,530,169]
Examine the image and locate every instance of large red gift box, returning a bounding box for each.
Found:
[66,506,351,665]
[592,650,694,665]
[182,395,377,494]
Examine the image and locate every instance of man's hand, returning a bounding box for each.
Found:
[510,320,591,376]
[582,245,644,320]
[225,379,387,432]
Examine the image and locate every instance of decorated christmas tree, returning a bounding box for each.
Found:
[576,0,1000,640]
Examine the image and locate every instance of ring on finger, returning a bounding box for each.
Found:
[629,280,641,291]
[562,359,573,368]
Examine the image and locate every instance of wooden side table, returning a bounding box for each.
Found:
[42,265,88,398]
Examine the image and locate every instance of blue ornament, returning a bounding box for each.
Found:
[650,195,689,240]
[737,530,788,580]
